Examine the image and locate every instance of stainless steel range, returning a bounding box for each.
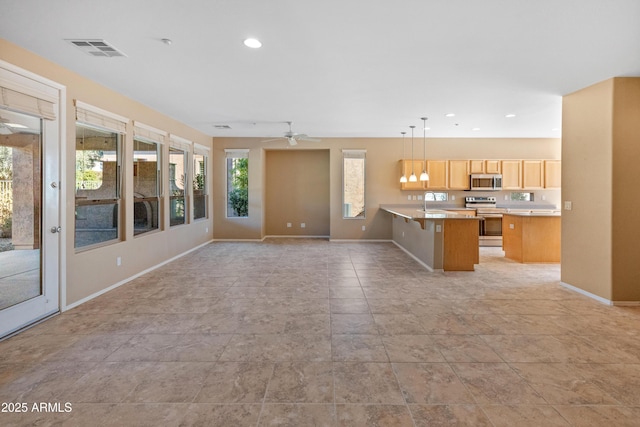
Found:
[465,196,506,247]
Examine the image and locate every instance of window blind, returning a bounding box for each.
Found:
[225,148,249,158]
[133,121,167,144]
[194,143,211,155]
[342,149,366,159]
[75,100,127,133]
[0,86,56,120]
[169,134,192,151]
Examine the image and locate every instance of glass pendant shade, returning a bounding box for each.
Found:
[409,173,417,182]
[400,175,408,183]
[420,171,429,181]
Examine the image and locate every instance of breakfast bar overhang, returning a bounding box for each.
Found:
[380,205,482,271]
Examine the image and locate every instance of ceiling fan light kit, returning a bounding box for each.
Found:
[261,121,320,146]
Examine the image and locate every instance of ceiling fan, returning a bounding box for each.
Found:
[262,121,320,146]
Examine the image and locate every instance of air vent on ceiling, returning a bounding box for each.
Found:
[214,125,232,129]
[66,39,126,57]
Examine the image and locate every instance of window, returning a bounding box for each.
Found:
[343,150,365,219]
[133,122,165,235]
[192,145,209,220]
[74,124,122,248]
[425,192,448,202]
[169,146,187,226]
[226,149,248,218]
[132,135,162,236]
[510,192,534,201]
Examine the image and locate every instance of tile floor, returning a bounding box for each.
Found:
[2,239,640,426]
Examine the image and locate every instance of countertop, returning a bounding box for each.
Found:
[380,205,481,220]
[503,211,561,217]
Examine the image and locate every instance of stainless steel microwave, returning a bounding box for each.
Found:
[469,174,502,191]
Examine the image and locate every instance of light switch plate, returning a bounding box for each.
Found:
[564,201,572,211]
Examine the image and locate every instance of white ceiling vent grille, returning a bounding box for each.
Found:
[66,39,126,57]
[214,125,232,129]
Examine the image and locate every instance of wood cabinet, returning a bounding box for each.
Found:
[501,160,522,189]
[426,160,448,189]
[469,160,485,174]
[399,160,425,190]
[502,213,561,263]
[448,160,470,190]
[485,160,501,174]
[544,160,561,188]
[522,160,544,189]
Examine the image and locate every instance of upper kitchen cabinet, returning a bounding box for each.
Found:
[522,160,544,189]
[544,160,561,189]
[448,160,470,190]
[485,160,501,174]
[399,159,425,190]
[469,160,485,174]
[426,160,448,189]
[501,160,522,189]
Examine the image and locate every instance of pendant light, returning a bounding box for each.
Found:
[409,125,417,182]
[399,131,407,183]
[419,117,430,181]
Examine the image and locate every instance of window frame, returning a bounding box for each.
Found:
[132,134,163,237]
[192,144,209,221]
[225,149,249,219]
[342,149,366,220]
[74,122,124,250]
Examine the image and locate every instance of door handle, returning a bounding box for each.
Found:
[50,226,62,233]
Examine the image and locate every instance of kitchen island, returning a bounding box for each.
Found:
[380,205,482,271]
[502,211,561,263]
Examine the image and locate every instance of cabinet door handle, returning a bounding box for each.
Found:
[50,226,62,233]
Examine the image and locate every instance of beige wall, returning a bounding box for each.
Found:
[213,137,561,241]
[1,39,213,306]
[265,150,330,236]
[611,78,640,301]
[562,77,640,302]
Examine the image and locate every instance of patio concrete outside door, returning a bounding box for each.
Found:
[0,63,62,338]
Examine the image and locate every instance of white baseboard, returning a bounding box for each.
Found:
[63,240,212,312]
[391,241,435,272]
[263,235,330,239]
[329,239,392,243]
[612,301,640,306]
[212,238,264,242]
[560,281,612,305]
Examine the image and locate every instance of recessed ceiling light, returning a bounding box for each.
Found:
[505,114,516,118]
[161,38,172,45]
[243,38,262,48]
[445,113,455,117]
[472,127,481,131]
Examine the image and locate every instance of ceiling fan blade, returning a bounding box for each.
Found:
[261,137,284,143]
[297,136,321,142]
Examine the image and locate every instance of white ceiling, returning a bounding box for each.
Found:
[1,0,639,139]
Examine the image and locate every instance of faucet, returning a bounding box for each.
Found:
[424,192,435,210]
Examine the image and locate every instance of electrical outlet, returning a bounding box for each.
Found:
[205,227,209,233]
[436,225,442,232]
[541,195,546,201]
[361,225,366,231]
[408,195,412,201]
[413,195,417,200]
[287,223,292,228]
[116,256,121,266]
[301,223,305,228]
[417,195,423,200]
[509,223,515,229]
[564,201,572,211]
[451,195,456,201]
[504,195,509,200]
[402,231,405,237]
